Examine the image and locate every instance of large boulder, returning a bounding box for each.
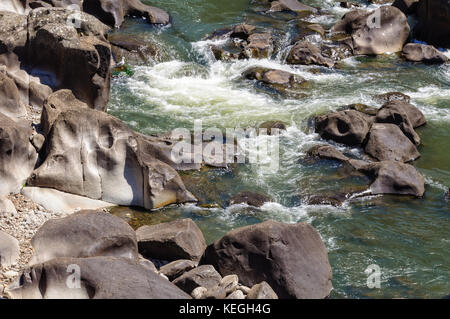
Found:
[287,41,335,68]
[200,220,333,299]
[29,210,138,265]
[402,43,448,64]
[0,113,37,196]
[315,109,373,146]
[27,91,196,210]
[331,6,410,55]
[0,230,19,267]
[0,72,26,120]
[415,0,450,48]
[364,123,421,162]
[136,219,206,262]
[6,256,191,299]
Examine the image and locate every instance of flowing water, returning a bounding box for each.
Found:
[108,0,450,298]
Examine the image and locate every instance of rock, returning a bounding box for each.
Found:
[230,24,256,40]
[138,255,157,273]
[243,32,273,58]
[226,289,245,299]
[21,187,115,214]
[210,45,238,61]
[200,220,333,299]
[136,219,206,262]
[27,91,197,210]
[6,256,191,299]
[24,8,112,111]
[30,134,45,152]
[415,0,450,48]
[173,265,222,294]
[375,100,426,145]
[29,210,138,265]
[81,0,170,28]
[108,33,160,65]
[0,230,19,267]
[0,197,16,217]
[287,41,335,68]
[270,0,317,15]
[306,195,345,207]
[359,161,425,197]
[402,43,448,64]
[247,281,278,299]
[392,0,420,15]
[219,274,239,295]
[445,189,450,202]
[364,123,420,162]
[191,286,208,299]
[243,67,308,93]
[0,72,26,120]
[338,103,378,116]
[373,92,411,104]
[339,1,362,9]
[159,259,197,281]
[331,6,410,55]
[203,285,227,299]
[0,113,37,196]
[315,109,373,146]
[307,144,350,162]
[229,191,271,207]
[259,120,287,135]
[237,284,251,294]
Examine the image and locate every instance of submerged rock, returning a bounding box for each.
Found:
[29,210,138,265]
[373,92,411,104]
[229,191,271,207]
[331,6,410,55]
[200,220,333,299]
[6,256,191,299]
[402,43,449,64]
[136,219,206,262]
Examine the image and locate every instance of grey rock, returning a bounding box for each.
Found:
[159,259,197,281]
[402,43,448,64]
[173,265,222,294]
[247,281,278,299]
[0,230,19,267]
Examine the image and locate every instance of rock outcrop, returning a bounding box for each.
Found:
[200,220,333,299]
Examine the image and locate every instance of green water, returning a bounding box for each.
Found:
[108,0,450,298]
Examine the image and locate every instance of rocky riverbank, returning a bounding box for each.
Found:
[0,0,449,299]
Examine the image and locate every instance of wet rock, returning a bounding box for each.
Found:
[210,45,239,61]
[338,103,378,116]
[230,191,271,207]
[27,91,197,209]
[159,259,197,281]
[269,0,317,15]
[373,92,411,104]
[315,109,373,146]
[259,120,287,134]
[402,43,448,64]
[6,256,191,299]
[243,67,308,93]
[0,113,37,196]
[364,123,421,162]
[375,100,426,145]
[230,24,256,41]
[29,210,138,265]
[173,265,222,294]
[307,145,349,162]
[136,219,206,262]
[287,41,335,68]
[0,230,19,267]
[82,0,170,28]
[339,1,362,9]
[331,6,410,55]
[415,0,450,48]
[108,33,160,65]
[294,21,325,42]
[306,195,345,207]
[243,32,273,58]
[200,220,333,299]
[360,161,425,197]
[247,281,278,299]
[392,0,420,15]
[226,289,246,299]
[0,72,26,120]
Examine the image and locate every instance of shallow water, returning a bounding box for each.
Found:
[108,0,450,298]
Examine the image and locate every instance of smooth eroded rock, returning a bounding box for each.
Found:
[0,230,19,267]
